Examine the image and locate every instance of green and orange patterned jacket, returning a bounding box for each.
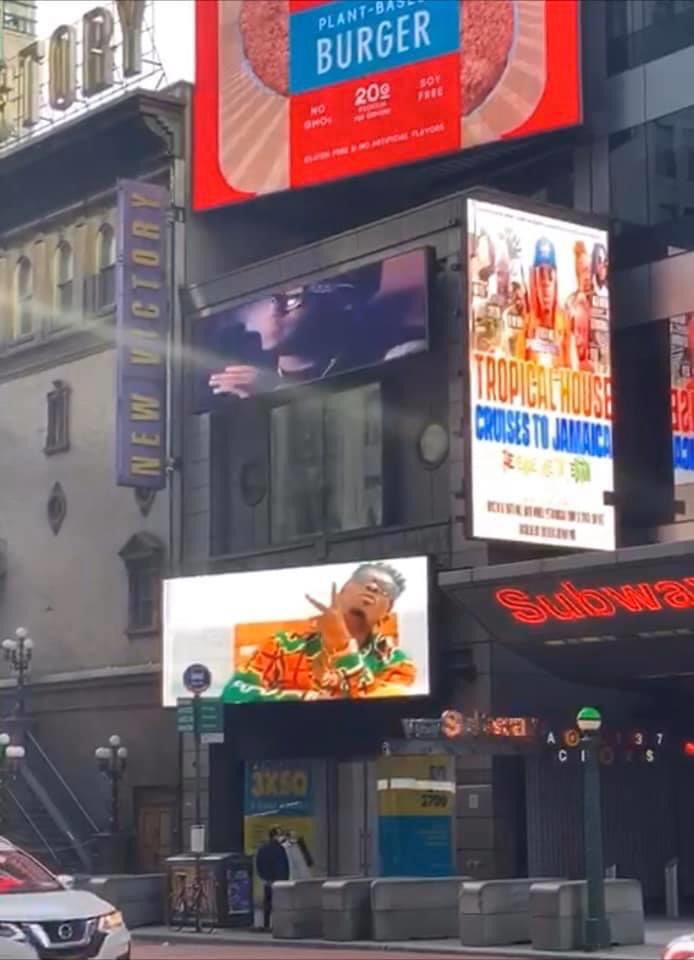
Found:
[222,628,416,702]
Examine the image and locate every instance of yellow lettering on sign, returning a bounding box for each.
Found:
[18,42,41,128]
[129,349,161,365]
[132,249,160,267]
[129,394,160,421]
[132,275,162,290]
[48,25,77,110]
[132,219,161,241]
[130,190,161,209]
[132,301,160,319]
[130,431,160,447]
[130,455,161,477]
[251,771,263,798]
[131,327,159,339]
[117,0,146,77]
[82,7,115,96]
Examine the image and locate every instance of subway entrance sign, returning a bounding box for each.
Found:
[439,543,694,690]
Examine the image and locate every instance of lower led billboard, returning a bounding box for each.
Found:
[162,557,430,706]
[193,0,581,211]
[466,198,615,550]
[193,248,430,412]
[670,313,694,485]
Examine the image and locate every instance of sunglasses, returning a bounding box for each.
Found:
[351,569,397,600]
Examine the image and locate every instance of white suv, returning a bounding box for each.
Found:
[0,839,130,959]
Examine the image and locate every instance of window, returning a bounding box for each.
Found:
[609,105,694,268]
[54,241,74,315]
[608,0,694,73]
[44,380,70,455]
[15,257,32,336]
[654,121,676,179]
[97,224,115,310]
[270,383,383,543]
[119,533,165,636]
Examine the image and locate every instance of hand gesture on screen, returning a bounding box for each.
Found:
[209,365,278,398]
[305,583,353,655]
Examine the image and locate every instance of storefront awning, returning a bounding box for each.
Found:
[439,540,694,689]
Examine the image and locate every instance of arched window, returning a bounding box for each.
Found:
[15,257,32,337]
[119,532,165,636]
[55,241,74,314]
[97,224,115,309]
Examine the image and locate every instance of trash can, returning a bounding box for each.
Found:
[166,853,254,929]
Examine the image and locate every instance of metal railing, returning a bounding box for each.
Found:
[25,732,99,835]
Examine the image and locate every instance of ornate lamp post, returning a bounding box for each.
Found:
[2,628,33,721]
[0,733,25,830]
[576,707,610,951]
[95,735,128,836]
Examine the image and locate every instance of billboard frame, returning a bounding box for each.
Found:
[459,187,615,553]
[193,0,583,213]
[162,553,436,709]
[187,244,436,414]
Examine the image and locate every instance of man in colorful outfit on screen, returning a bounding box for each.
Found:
[222,562,416,702]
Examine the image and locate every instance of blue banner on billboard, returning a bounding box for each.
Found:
[115,179,169,489]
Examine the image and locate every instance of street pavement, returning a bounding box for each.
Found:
[133,945,468,959]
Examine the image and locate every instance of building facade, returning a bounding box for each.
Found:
[0,71,186,873]
[169,0,694,909]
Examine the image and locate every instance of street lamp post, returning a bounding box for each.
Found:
[576,707,610,951]
[2,628,33,723]
[95,735,128,836]
[0,733,25,830]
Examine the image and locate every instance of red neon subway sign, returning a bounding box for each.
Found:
[495,577,694,626]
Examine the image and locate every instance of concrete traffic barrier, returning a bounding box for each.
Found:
[271,879,325,939]
[78,874,166,928]
[371,877,469,941]
[530,879,645,951]
[459,878,560,946]
[322,878,372,941]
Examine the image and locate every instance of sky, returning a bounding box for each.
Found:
[37,0,195,85]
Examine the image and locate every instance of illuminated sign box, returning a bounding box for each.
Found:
[464,196,615,551]
[193,0,581,211]
[192,247,431,412]
[670,313,694,485]
[162,556,430,707]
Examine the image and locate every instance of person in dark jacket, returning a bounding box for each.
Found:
[255,826,289,930]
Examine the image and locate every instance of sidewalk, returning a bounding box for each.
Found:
[134,917,693,959]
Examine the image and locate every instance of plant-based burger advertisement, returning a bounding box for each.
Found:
[466,198,615,551]
[194,0,581,210]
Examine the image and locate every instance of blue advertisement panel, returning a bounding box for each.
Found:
[377,755,454,877]
[115,179,169,489]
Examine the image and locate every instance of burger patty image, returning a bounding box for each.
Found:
[460,0,515,114]
[239,0,290,97]
[239,0,515,115]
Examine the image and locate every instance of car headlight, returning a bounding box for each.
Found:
[98,911,125,933]
[0,922,25,941]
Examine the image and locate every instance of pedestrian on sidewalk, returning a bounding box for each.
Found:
[283,830,314,880]
[255,826,289,931]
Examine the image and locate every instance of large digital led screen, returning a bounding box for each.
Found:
[162,556,430,707]
[466,198,615,551]
[193,248,429,412]
[193,0,581,211]
[670,313,694,485]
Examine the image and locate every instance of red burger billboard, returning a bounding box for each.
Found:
[193,0,582,212]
